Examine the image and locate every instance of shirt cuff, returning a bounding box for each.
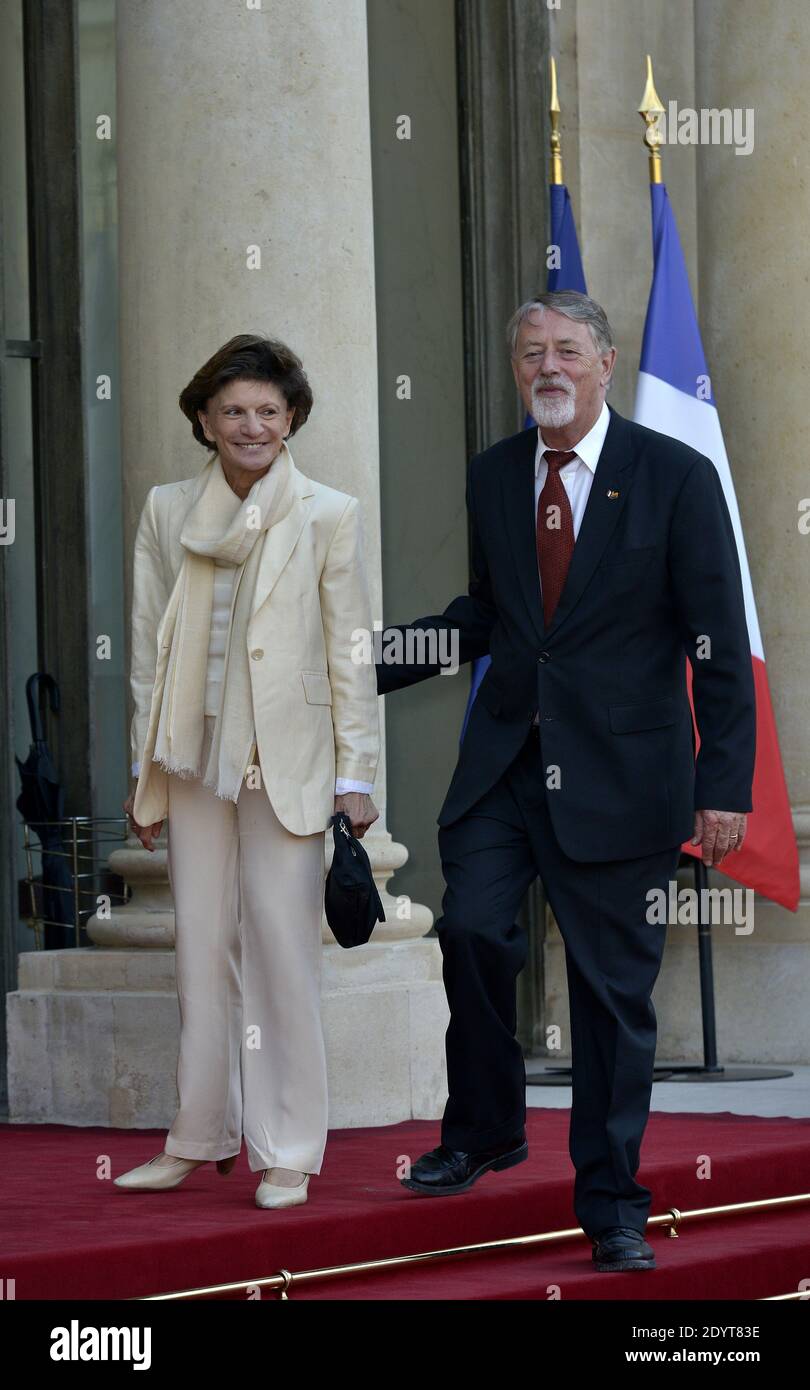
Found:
[131,762,140,778]
[335,778,374,795]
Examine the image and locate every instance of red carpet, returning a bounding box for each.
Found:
[2,1109,810,1300]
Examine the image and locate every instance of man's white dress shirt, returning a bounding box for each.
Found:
[533,398,610,543]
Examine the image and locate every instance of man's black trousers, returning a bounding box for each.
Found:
[435,724,682,1238]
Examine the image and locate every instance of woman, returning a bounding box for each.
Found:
[115,334,380,1208]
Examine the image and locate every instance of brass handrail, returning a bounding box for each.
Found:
[135,1189,810,1300]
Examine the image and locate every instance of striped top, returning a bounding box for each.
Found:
[204,559,238,716]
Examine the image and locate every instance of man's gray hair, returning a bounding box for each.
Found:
[506,290,615,357]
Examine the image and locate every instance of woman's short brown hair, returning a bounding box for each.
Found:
[179,334,314,449]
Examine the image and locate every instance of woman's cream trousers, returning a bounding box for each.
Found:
[163,716,328,1174]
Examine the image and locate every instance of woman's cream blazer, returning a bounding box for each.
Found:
[129,456,380,836]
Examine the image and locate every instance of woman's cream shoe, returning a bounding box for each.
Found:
[114,1151,239,1191]
[255,1169,310,1209]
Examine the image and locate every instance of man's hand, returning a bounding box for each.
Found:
[334,792,379,839]
[692,810,747,867]
[123,786,164,853]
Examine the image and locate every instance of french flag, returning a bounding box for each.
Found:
[546,183,587,296]
[635,183,799,911]
[460,182,587,741]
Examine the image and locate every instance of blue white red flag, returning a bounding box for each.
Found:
[635,183,798,910]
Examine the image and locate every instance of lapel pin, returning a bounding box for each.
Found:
[606,489,620,499]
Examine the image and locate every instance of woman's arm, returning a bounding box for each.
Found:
[123,485,169,850]
[129,485,169,776]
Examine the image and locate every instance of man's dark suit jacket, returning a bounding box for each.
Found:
[376,404,756,862]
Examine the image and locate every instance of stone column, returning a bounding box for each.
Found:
[7,0,446,1128]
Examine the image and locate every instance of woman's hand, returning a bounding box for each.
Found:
[123,786,164,852]
[334,792,379,839]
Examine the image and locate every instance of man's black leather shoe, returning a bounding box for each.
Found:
[591,1226,655,1272]
[401,1134,528,1196]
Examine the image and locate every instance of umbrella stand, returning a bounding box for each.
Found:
[19,815,130,949]
[14,672,128,948]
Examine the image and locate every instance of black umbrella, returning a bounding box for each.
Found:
[15,673,77,949]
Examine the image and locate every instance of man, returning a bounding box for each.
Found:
[376,290,755,1272]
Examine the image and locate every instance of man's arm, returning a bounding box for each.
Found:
[377,458,497,695]
[667,454,756,843]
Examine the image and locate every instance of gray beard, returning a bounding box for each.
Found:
[531,389,577,429]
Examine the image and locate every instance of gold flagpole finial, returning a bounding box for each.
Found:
[549,56,564,186]
[637,54,665,184]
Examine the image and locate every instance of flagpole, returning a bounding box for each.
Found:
[545,59,587,297]
[635,57,791,1084]
[637,53,664,184]
[549,55,564,186]
[637,56,724,1082]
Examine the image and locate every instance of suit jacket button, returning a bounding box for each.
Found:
[251,648,264,660]
[538,651,550,663]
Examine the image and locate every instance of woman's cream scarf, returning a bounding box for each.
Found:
[152,442,295,802]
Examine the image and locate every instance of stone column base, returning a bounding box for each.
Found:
[6,942,449,1129]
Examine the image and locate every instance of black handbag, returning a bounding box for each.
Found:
[324,812,385,948]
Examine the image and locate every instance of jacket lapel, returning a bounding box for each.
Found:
[502,426,546,645]
[500,405,641,644]
[249,467,314,620]
[165,472,204,578]
[164,458,315,620]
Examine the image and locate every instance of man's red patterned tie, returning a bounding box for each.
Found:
[536,449,577,626]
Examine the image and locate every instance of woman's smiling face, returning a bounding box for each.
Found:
[197,377,295,479]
